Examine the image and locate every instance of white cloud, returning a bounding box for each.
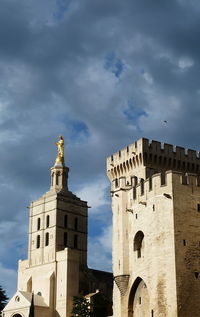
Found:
[143,72,154,84]
[98,224,112,253]
[76,178,109,210]
[178,57,194,70]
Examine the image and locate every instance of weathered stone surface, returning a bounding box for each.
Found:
[107,138,200,317]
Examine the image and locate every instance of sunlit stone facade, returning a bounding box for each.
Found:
[107,138,200,317]
[3,151,112,317]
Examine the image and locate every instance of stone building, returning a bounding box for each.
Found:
[2,138,112,317]
[107,138,200,317]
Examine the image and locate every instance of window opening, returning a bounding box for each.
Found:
[194,272,199,279]
[134,231,144,259]
[197,204,200,212]
[46,215,50,228]
[64,215,68,228]
[139,297,141,304]
[36,235,40,248]
[182,174,188,185]
[140,179,144,195]
[137,249,141,258]
[51,172,54,186]
[37,218,41,231]
[56,173,59,185]
[151,310,154,317]
[45,232,49,246]
[183,239,186,246]
[64,232,68,247]
[74,217,78,230]
[74,234,78,249]
[161,172,166,185]
[133,187,136,200]
[149,177,152,191]
[153,204,155,211]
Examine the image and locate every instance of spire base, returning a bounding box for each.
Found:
[50,165,69,190]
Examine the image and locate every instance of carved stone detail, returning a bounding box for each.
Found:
[114,275,130,296]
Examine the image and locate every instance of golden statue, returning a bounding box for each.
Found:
[55,136,64,165]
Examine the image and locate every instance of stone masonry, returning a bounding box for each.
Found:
[107,137,200,317]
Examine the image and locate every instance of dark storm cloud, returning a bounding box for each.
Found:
[1,0,200,295]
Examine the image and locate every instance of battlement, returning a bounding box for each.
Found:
[107,138,200,181]
[111,171,200,204]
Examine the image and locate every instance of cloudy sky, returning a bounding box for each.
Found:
[1,0,200,297]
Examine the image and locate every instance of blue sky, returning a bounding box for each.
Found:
[1,0,200,297]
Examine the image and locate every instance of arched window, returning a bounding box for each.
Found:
[13,315,22,317]
[134,231,144,258]
[74,234,78,249]
[51,172,54,186]
[140,179,144,195]
[36,235,40,248]
[46,215,50,228]
[64,215,68,228]
[64,232,68,247]
[45,232,49,246]
[37,218,41,231]
[74,217,78,230]
[56,172,60,185]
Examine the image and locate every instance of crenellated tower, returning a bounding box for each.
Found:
[107,138,200,317]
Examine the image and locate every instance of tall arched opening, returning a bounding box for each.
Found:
[128,277,150,317]
[12,314,23,317]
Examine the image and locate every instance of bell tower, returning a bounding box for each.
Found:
[2,136,113,317]
[27,136,88,267]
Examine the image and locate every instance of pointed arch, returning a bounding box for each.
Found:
[128,277,149,317]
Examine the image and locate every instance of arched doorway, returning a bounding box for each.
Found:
[128,277,150,317]
[12,314,22,317]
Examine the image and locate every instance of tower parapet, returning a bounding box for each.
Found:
[107,138,200,181]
